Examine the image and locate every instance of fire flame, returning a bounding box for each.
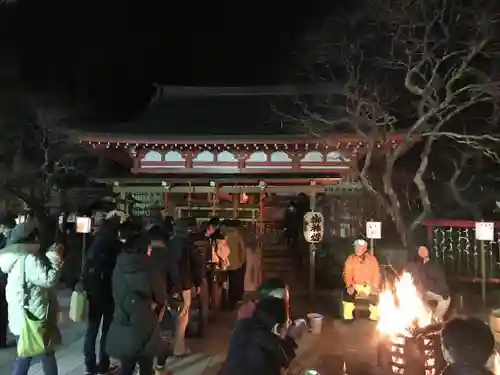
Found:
[377,272,433,336]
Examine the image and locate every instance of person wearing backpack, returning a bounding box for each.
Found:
[106,218,169,375]
[81,213,122,375]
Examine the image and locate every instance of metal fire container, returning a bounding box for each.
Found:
[378,332,446,375]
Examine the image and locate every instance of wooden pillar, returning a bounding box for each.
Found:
[232,191,239,218]
[309,180,317,299]
[188,181,193,217]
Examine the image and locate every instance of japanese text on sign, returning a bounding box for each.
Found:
[475,222,494,241]
[366,221,381,239]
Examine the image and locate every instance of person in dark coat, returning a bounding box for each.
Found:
[220,278,305,375]
[106,218,168,375]
[148,225,182,294]
[407,246,450,322]
[0,214,16,348]
[81,214,122,375]
[440,317,495,375]
[169,219,203,356]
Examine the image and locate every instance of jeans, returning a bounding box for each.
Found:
[84,293,114,373]
[120,356,153,375]
[12,349,58,375]
[227,265,245,309]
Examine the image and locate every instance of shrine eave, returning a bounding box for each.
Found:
[77,132,406,151]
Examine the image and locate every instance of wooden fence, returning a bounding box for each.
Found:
[423,219,500,283]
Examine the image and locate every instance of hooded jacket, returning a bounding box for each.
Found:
[106,248,167,359]
[221,304,297,375]
[0,243,62,335]
[149,239,182,294]
[82,221,122,298]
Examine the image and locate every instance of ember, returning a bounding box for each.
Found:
[377,272,445,375]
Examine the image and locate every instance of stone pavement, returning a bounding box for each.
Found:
[0,289,231,375]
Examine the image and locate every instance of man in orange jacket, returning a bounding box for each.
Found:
[342,239,381,321]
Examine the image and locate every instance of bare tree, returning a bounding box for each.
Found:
[0,102,86,215]
[287,0,500,246]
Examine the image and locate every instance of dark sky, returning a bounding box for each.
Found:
[0,0,339,120]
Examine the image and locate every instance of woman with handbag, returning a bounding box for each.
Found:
[0,218,64,375]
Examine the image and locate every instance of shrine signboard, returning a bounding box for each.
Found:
[131,192,164,216]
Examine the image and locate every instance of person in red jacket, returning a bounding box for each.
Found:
[342,239,381,321]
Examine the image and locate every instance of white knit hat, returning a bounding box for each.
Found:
[354,239,368,247]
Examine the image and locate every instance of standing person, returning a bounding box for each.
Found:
[225,221,246,309]
[0,214,16,348]
[0,219,64,375]
[106,218,168,375]
[407,246,450,322]
[81,212,123,375]
[190,221,212,335]
[169,219,203,356]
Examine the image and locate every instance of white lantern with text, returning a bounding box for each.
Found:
[303,212,324,244]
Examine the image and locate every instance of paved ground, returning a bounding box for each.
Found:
[0,289,494,375]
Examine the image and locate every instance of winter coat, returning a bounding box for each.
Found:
[344,253,381,291]
[226,227,245,270]
[106,249,167,359]
[149,239,182,294]
[221,309,297,375]
[168,232,203,290]
[82,226,121,300]
[0,243,62,336]
[407,259,449,298]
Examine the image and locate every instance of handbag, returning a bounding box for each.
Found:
[69,289,87,322]
[17,255,53,357]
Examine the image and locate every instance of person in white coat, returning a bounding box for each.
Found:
[0,219,64,375]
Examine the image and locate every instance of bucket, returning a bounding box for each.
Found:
[489,309,500,343]
[307,313,324,335]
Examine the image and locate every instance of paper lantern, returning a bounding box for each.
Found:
[303,212,324,244]
[76,217,92,234]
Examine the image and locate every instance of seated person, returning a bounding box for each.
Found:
[342,239,381,321]
[441,317,495,375]
[220,278,307,375]
[407,246,450,322]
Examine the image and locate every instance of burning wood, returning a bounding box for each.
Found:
[377,272,446,375]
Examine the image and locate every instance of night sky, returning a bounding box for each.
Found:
[0,0,340,122]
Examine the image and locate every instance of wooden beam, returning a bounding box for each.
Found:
[112,185,328,194]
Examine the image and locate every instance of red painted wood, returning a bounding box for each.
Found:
[423,219,500,228]
[132,167,346,174]
[452,276,500,284]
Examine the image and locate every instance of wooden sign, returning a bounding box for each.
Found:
[366,221,382,239]
[475,222,494,241]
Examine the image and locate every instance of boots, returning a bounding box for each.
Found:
[342,301,355,320]
[368,304,379,321]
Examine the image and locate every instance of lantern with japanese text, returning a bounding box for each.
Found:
[303,212,324,244]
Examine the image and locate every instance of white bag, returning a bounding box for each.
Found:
[69,290,87,322]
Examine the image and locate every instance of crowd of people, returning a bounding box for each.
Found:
[0,210,498,375]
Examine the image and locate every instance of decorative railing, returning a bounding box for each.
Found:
[423,220,500,282]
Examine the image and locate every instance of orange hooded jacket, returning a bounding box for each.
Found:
[344,253,381,291]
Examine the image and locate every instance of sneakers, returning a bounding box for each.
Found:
[98,364,119,375]
[154,365,168,375]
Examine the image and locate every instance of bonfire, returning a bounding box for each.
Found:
[376,272,445,375]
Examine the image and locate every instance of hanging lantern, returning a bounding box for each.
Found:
[303,212,324,244]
